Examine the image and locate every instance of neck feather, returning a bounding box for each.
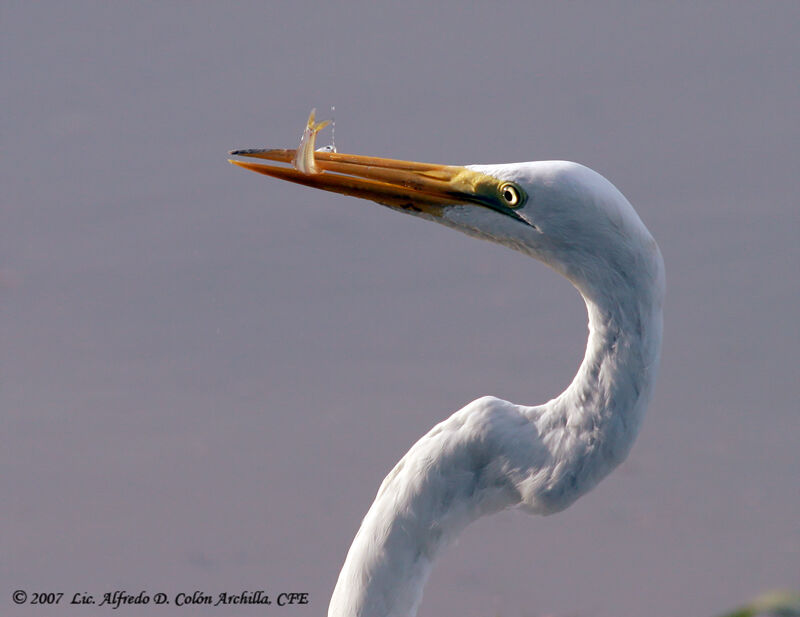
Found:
[526,276,663,513]
[329,254,664,617]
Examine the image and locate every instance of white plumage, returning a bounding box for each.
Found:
[230,147,664,617]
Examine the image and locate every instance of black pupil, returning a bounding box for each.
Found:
[504,189,515,202]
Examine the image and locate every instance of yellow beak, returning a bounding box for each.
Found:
[228,148,505,218]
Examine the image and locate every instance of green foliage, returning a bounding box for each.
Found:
[715,591,800,617]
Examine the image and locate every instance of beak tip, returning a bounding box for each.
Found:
[229,148,268,156]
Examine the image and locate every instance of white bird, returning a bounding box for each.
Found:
[229,139,665,617]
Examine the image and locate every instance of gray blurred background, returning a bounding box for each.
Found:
[2,3,798,616]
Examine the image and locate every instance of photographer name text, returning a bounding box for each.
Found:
[12,589,309,609]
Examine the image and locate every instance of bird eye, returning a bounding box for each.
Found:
[500,183,522,208]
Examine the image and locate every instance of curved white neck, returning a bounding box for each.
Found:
[329,258,664,617]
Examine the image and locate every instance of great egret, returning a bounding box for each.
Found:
[229,139,664,617]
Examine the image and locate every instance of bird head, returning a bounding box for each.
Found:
[228,149,662,302]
